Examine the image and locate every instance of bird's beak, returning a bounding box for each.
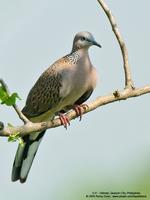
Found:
[92,40,102,48]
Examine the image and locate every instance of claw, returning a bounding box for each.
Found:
[73,104,89,121]
[59,113,70,129]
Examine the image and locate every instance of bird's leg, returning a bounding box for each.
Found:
[73,104,89,121]
[58,113,70,129]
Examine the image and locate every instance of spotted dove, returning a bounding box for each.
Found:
[11,31,101,183]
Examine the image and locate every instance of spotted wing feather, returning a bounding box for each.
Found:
[22,56,72,118]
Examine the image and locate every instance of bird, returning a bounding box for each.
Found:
[11,31,101,183]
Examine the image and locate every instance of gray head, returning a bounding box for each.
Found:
[72,31,101,52]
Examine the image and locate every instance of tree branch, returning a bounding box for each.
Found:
[0,85,150,137]
[0,0,149,138]
[97,0,134,88]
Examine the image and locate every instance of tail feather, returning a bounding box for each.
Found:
[11,131,45,183]
[11,144,25,182]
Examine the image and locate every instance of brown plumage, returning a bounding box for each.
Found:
[11,31,101,183]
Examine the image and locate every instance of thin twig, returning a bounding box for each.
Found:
[97,0,134,88]
[13,104,29,124]
[0,79,29,124]
[0,85,150,137]
[0,78,10,93]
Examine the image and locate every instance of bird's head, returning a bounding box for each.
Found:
[72,31,101,52]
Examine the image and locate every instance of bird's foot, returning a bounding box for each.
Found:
[59,113,70,129]
[73,104,89,121]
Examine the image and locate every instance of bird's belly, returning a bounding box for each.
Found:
[59,68,97,109]
[61,86,85,107]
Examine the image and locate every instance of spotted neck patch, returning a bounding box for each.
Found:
[67,52,80,64]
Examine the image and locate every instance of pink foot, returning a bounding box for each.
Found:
[73,104,89,121]
[59,113,70,129]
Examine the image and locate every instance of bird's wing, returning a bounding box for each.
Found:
[75,89,93,105]
[22,56,72,118]
[12,55,74,183]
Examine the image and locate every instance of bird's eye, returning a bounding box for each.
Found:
[81,37,86,41]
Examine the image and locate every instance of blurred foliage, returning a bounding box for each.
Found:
[0,84,23,145]
[0,85,21,106]
[8,132,24,146]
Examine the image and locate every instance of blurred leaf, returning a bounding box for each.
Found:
[8,132,20,142]
[8,132,24,146]
[7,123,14,127]
[0,86,9,103]
[0,85,21,106]
[3,93,21,106]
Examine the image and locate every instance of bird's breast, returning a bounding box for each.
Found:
[59,62,97,108]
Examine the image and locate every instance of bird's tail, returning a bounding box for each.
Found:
[11,131,45,183]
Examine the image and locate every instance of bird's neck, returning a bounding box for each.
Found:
[71,46,89,54]
[71,48,89,59]
[68,48,92,68]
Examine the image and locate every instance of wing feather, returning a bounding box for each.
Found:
[22,56,72,118]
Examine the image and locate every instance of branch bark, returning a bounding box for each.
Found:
[97,0,134,88]
[0,85,150,137]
